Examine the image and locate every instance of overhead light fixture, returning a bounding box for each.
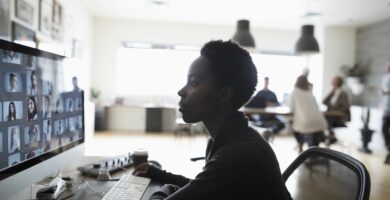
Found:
[295,24,320,54]
[232,19,255,48]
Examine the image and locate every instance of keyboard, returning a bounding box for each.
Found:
[102,174,151,200]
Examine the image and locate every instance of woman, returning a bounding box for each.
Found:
[27,97,38,121]
[6,102,19,121]
[28,71,38,95]
[43,96,51,118]
[28,125,39,143]
[289,75,328,152]
[133,40,291,200]
[323,76,351,144]
[9,127,20,153]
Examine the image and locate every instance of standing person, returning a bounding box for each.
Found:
[381,59,390,164]
[289,75,328,152]
[27,97,38,121]
[245,77,285,140]
[133,40,291,200]
[72,77,81,92]
[323,76,351,145]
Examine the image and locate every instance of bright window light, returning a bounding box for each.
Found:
[116,46,323,105]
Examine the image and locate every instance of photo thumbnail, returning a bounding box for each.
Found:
[26,96,38,121]
[3,72,22,92]
[3,101,23,121]
[8,126,20,154]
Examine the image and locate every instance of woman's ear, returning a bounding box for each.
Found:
[219,87,235,103]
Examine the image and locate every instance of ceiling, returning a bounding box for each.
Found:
[81,0,390,29]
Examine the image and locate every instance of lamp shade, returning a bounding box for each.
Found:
[295,25,319,54]
[232,20,255,48]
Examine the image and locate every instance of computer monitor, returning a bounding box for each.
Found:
[0,40,85,199]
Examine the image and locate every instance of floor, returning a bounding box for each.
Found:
[87,130,390,200]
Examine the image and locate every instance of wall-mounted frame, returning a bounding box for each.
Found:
[15,0,34,26]
[39,0,53,36]
[0,0,11,39]
[51,0,63,41]
[12,22,36,48]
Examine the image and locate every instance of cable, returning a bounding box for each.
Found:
[85,181,105,198]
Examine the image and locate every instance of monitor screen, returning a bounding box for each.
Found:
[0,39,84,181]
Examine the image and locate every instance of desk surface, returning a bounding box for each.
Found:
[241,106,345,117]
[7,156,161,200]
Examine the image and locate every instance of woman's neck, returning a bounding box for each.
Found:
[203,108,234,140]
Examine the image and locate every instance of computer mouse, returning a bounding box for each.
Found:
[148,160,162,168]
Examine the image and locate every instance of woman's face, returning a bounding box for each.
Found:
[31,74,37,87]
[28,98,35,113]
[178,56,221,123]
[10,103,15,113]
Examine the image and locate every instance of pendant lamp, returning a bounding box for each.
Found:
[232,19,255,48]
[295,25,319,54]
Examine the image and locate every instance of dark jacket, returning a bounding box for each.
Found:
[147,112,291,200]
[323,89,351,122]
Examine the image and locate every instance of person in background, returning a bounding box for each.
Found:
[133,40,291,199]
[381,59,390,165]
[245,77,285,140]
[323,76,351,145]
[289,75,328,152]
[72,76,81,92]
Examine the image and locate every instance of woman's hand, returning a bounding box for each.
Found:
[132,162,151,177]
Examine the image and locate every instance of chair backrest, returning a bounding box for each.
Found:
[283,147,370,200]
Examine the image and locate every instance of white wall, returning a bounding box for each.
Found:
[91,18,299,100]
[321,26,356,97]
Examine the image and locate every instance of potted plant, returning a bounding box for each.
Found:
[341,64,365,96]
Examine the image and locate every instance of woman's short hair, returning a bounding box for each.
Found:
[200,40,258,110]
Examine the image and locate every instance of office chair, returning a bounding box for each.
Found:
[283,147,370,200]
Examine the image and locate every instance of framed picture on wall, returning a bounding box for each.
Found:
[15,0,34,26]
[39,0,53,36]
[52,0,63,41]
[12,22,36,48]
[0,0,11,39]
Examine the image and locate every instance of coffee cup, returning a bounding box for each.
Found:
[132,149,148,168]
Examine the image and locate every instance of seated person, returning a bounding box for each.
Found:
[289,75,328,152]
[322,76,351,144]
[245,77,285,136]
[133,40,291,200]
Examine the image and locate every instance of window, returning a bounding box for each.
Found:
[116,44,323,105]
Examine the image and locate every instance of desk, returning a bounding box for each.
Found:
[7,156,162,200]
[241,106,345,118]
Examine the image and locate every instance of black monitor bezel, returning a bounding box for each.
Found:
[0,39,85,180]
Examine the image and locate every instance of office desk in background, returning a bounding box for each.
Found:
[241,106,345,118]
[7,156,162,200]
[106,105,177,132]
